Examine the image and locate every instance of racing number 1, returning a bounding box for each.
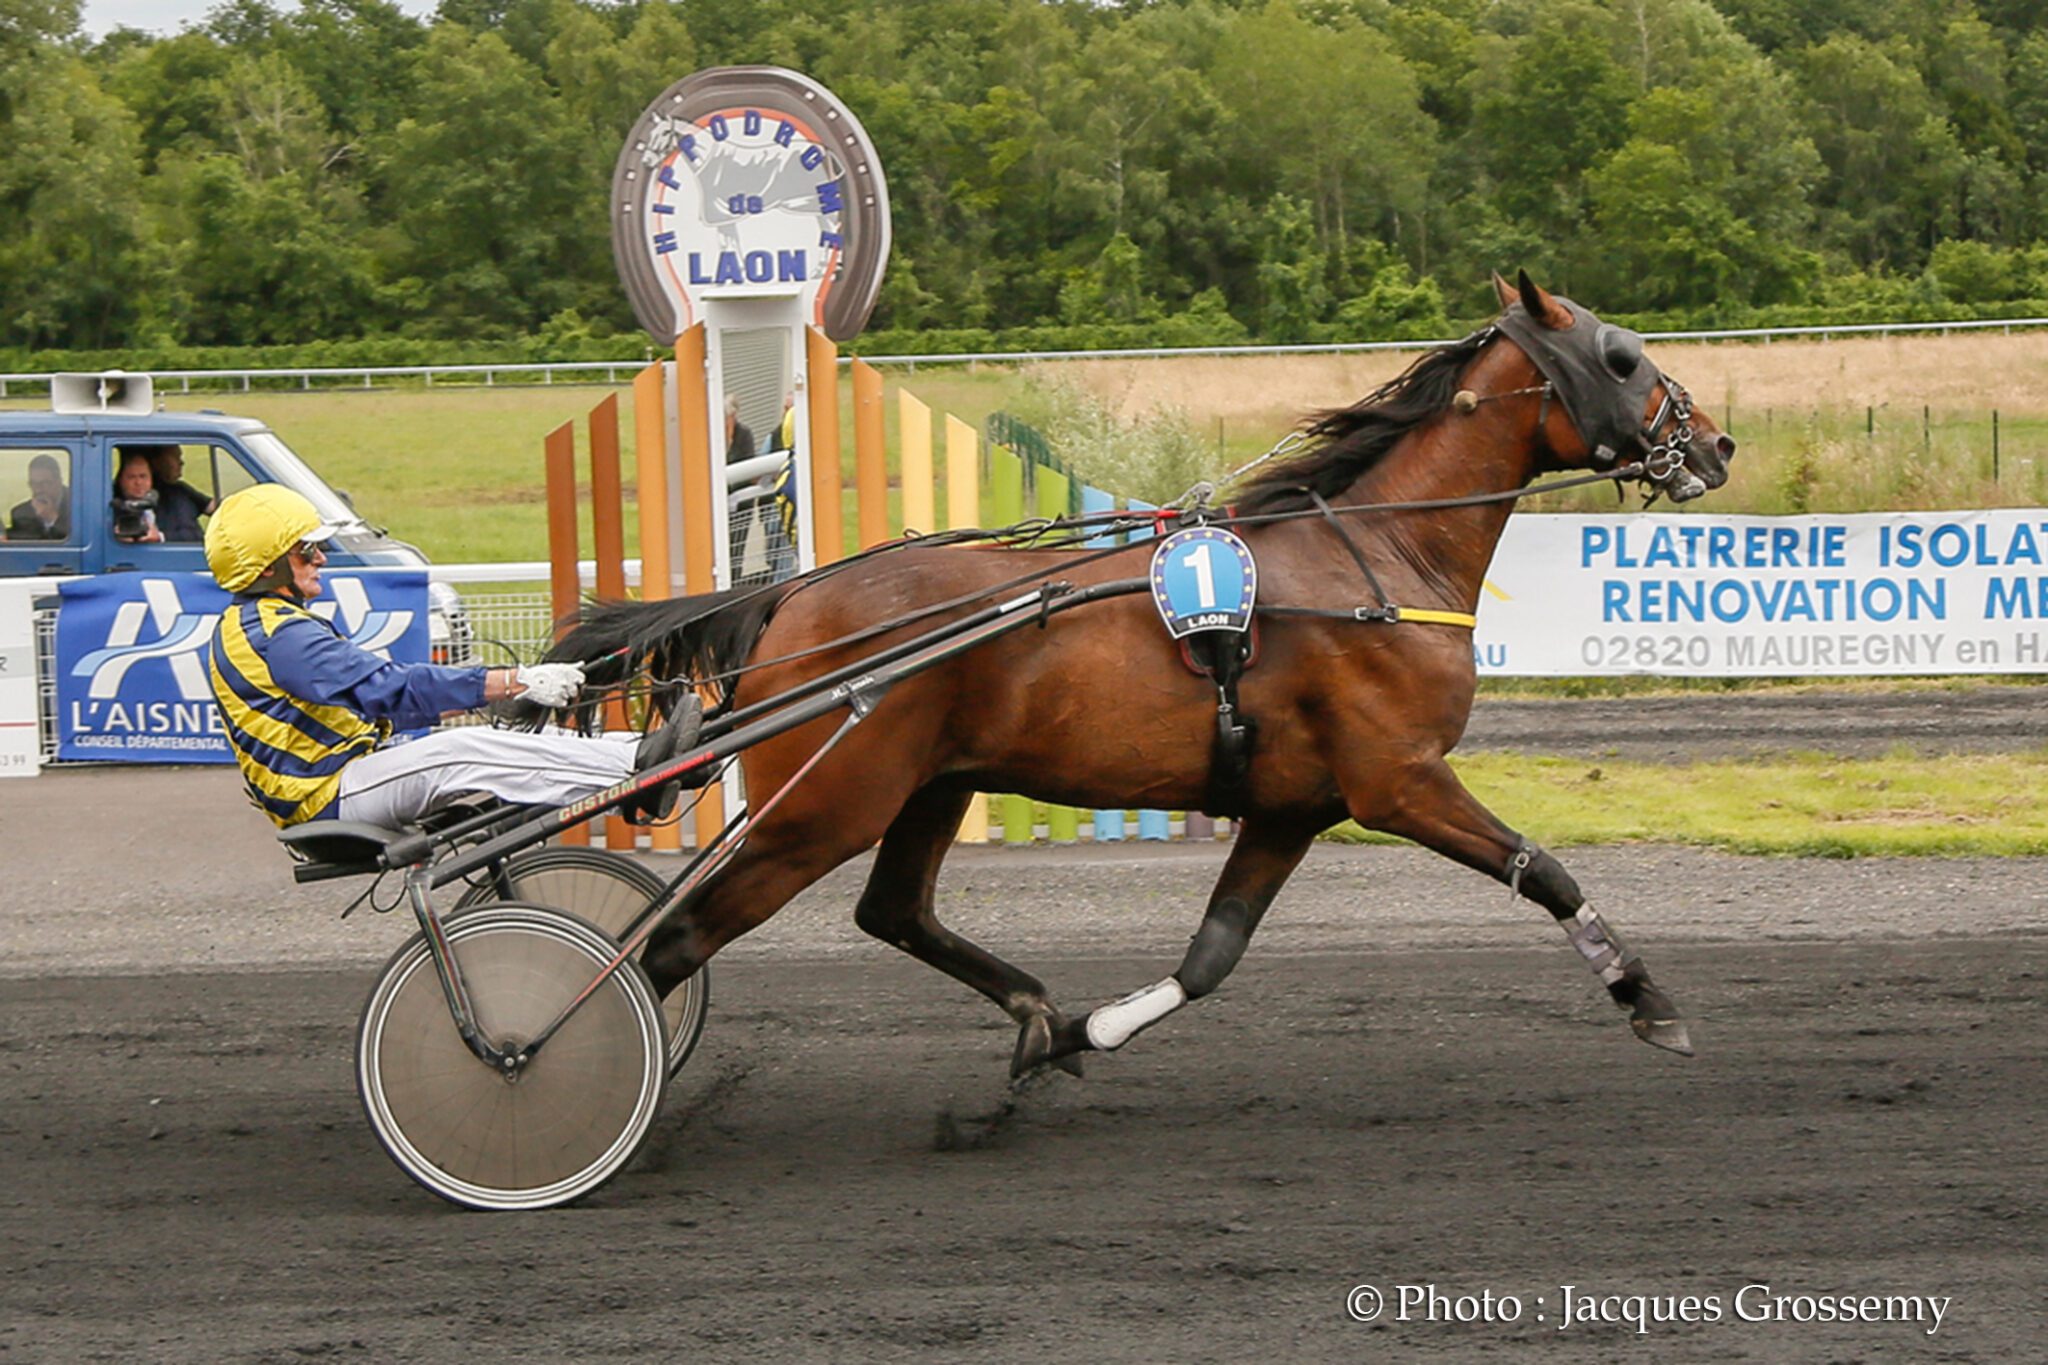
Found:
[1183,543,1216,609]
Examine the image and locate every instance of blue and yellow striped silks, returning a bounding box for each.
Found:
[208,597,388,826]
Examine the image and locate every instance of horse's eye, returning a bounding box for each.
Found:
[1598,326,1643,380]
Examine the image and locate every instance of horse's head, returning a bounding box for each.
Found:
[1490,270,1734,503]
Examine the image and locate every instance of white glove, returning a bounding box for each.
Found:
[515,662,585,708]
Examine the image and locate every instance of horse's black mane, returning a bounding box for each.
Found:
[1235,326,1494,514]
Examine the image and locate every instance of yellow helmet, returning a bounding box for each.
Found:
[205,485,341,592]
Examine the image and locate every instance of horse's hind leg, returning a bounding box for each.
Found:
[1355,756,1693,1056]
[637,788,906,997]
[852,785,1086,1078]
[1041,817,1320,1069]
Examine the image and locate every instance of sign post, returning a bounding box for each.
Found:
[612,65,890,592]
[611,66,891,846]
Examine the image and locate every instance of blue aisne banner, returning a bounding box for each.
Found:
[55,572,427,763]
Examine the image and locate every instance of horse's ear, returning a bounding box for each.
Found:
[1491,270,1515,309]
[1516,268,1572,329]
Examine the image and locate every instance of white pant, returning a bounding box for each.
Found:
[334,727,639,830]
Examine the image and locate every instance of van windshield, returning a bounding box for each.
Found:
[241,432,361,527]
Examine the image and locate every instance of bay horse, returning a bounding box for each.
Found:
[547,271,1736,1075]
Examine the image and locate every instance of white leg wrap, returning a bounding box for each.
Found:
[1564,906,1633,986]
[1085,978,1188,1051]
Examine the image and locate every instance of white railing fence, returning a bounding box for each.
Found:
[5,315,2046,395]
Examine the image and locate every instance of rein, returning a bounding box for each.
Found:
[605,458,1649,701]
[599,311,1705,701]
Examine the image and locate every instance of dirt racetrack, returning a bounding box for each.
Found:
[3,689,2045,1362]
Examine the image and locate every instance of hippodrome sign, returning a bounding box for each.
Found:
[610,67,891,342]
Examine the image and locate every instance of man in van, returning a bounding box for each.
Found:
[140,444,214,541]
[6,454,70,540]
[204,484,703,831]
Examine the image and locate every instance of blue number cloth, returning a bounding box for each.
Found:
[1149,527,1257,640]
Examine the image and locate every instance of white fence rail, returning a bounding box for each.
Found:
[6,315,2047,395]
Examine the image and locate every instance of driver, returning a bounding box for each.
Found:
[204,484,703,831]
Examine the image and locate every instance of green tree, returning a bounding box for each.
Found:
[1581,2,1822,309]
[1059,231,1160,324]
[377,26,599,334]
[0,39,165,347]
[1252,194,1328,339]
[103,30,235,170]
[1212,0,1435,287]
[1793,34,1967,269]
[1467,3,1635,253]
[155,152,374,343]
[269,0,427,145]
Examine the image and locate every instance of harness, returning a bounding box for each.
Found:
[598,306,1703,813]
[1149,303,1698,813]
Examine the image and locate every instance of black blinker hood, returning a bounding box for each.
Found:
[1494,298,1660,464]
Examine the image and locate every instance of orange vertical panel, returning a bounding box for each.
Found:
[676,326,716,598]
[588,393,633,852]
[633,361,681,852]
[544,420,580,634]
[805,327,842,564]
[542,419,588,847]
[633,362,673,602]
[852,358,887,549]
[675,325,722,844]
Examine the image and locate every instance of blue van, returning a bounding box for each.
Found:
[0,372,468,658]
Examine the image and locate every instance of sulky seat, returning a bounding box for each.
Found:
[277,821,408,883]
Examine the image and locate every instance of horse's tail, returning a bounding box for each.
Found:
[503,585,792,730]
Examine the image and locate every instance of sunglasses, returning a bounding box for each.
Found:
[292,540,330,561]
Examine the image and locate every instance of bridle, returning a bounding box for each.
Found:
[1635,375,1703,504]
[1478,308,1707,506]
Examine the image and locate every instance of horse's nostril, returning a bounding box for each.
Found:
[1715,433,1737,461]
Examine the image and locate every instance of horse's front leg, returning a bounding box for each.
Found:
[1042,817,1320,1069]
[1355,755,1694,1056]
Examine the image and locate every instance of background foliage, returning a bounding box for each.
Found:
[8,0,2048,359]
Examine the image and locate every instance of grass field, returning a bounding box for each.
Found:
[1327,748,2048,857]
[992,745,2048,856]
[11,327,2047,562]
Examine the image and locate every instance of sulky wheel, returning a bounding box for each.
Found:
[456,848,708,1076]
[356,904,667,1211]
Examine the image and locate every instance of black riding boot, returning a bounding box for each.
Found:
[625,695,705,824]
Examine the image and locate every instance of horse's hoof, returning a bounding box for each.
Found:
[1010,1013,1088,1078]
[1621,980,1693,1056]
[1011,1014,1054,1078]
[1630,1010,1694,1056]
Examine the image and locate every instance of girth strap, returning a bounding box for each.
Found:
[1184,631,1257,818]
[1259,603,1478,628]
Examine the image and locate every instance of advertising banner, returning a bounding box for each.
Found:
[55,572,427,762]
[0,582,39,778]
[1476,511,2048,676]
